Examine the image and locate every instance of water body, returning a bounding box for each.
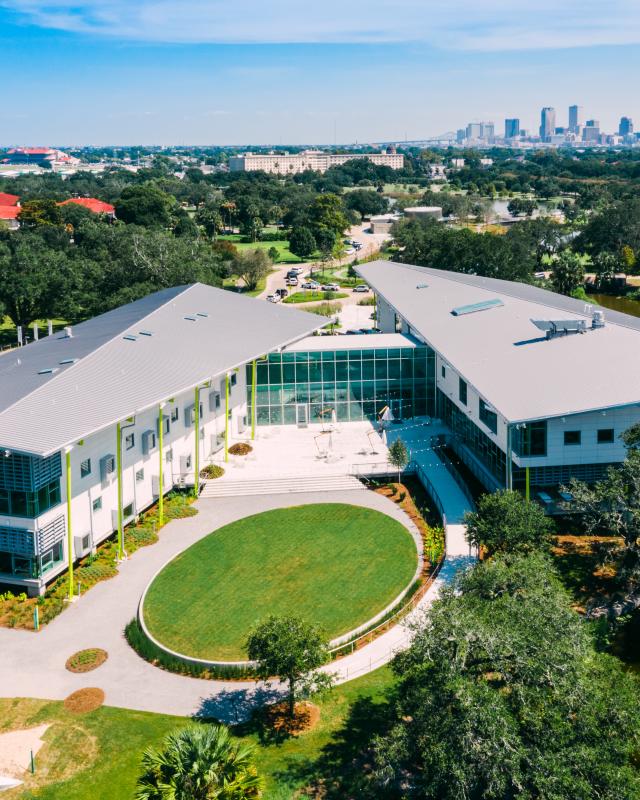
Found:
[590,294,640,318]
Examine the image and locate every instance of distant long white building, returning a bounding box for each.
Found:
[229,148,403,175]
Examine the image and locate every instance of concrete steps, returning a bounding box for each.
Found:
[200,474,366,498]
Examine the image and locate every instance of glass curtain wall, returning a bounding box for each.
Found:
[248,345,435,426]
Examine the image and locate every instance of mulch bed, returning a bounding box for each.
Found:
[262,701,320,736]
[65,648,108,674]
[228,442,253,456]
[63,688,105,714]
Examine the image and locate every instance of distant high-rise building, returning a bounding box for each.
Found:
[539,107,556,141]
[480,122,495,142]
[582,120,600,143]
[456,128,466,144]
[568,105,582,132]
[466,122,482,140]
[505,118,520,139]
[619,116,634,137]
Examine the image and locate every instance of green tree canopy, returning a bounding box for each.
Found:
[246,615,331,717]
[387,437,409,481]
[373,553,640,800]
[551,250,587,296]
[233,248,272,292]
[464,489,553,557]
[289,226,317,262]
[114,182,176,228]
[136,723,262,800]
[344,189,388,218]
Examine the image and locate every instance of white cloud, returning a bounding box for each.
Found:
[2,0,640,50]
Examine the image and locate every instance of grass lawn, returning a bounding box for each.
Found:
[1,666,394,799]
[283,290,348,304]
[217,234,303,264]
[143,504,417,660]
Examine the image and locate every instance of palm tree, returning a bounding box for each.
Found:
[136,723,262,800]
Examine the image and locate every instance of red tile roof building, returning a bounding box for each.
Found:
[58,198,116,215]
[0,192,19,206]
[0,206,20,220]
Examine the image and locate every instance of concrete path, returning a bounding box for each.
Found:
[0,464,474,722]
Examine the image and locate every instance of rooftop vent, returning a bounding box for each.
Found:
[591,309,605,329]
[416,283,429,290]
[531,319,587,339]
[196,312,209,318]
[138,330,153,337]
[123,334,138,342]
[63,326,73,338]
[451,298,504,316]
[38,367,59,375]
[59,358,77,365]
[184,316,197,322]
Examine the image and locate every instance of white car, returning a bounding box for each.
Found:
[286,276,299,286]
[302,280,320,290]
[322,283,340,292]
[266,294,280,303]
[353,284,370,293]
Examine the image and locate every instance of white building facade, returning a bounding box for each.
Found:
[229,149,403,175]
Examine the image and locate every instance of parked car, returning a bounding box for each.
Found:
[302,280,320,290]
[353,242,363,250]
[266,294,280,303]
[289,266,304,275]
[353,284,370,292]
[321,283,340,292]
[286,276,298,286]
[275,288,288,298]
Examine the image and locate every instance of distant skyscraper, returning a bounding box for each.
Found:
[480,122,495,142]
[466,122,482,140]
[568,105,582,132]
[456,128,466,144]
[582,120,600,142]
[505,118,520,138]
[619,116,634,136]
[539,107,556,141]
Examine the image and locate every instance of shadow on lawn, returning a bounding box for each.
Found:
[270,695,396,799]
[195,684,283,726]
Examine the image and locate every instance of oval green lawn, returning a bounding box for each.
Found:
[143,503,417,661]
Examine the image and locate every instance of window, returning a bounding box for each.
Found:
[170,407,179,423]
[123,502,134,518]
[92,496,102,512]
[125,433,135,450]
[459,378,467,406]
[597,428,614,444]
[513,420,547,457]
[478,399,497,435]
[230,373,237,387]
[80,458,91,478]
[441,364,446,379]
[166,449,173,463]
[135,468,144,482]
[564,430,581,446]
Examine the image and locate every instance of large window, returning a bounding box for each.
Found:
[0,480,61,519]
[597,428,614,444]
[478,399,498,435]
[513,420,547,457]
[564,430,581,446]
[248,345,435,426]
[459,378,467,406]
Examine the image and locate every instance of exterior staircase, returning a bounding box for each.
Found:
[199,474,366,498]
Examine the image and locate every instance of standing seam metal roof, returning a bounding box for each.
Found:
[0,284,323,456]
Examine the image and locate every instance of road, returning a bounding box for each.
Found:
[258,222,391,301]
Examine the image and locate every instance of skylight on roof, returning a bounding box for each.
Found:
[38,367,59,375]
[138,330,153,336]
[451,298,504,316]
[416,283,429,289]
[123,334,138,341]
[184,316,197,322]
[59,358,77,365]
[196,312,209,318]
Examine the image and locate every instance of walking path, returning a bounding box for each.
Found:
[0,447,474,722]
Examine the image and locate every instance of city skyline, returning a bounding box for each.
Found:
[0,1,639,144]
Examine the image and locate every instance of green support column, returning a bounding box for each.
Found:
[116,421,124,560]
[224,373,230,463]
[194,386,200,497]
[505,424,513,491]
[251,360,257,440]
[158,404,164,526]
[65,448,74,599]
[525,466,530,502]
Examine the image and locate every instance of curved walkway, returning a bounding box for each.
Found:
[0,481,474,722]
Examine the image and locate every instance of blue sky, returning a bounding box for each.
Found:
[1,1,639,145]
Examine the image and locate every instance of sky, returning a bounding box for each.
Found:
[0,0,639,146]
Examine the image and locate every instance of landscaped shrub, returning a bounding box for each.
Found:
[228,442,252,456]
[125,618,255,680]
[200,464,225,479]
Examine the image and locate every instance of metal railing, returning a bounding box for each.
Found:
[430,435,477,510]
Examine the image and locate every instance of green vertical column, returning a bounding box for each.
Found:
[116,421,124,559]
[194,386,200,497]
[65,448,74,599]
[251,360,257,440]
[505,424,513,491]
[525,466,530,502]
[225,373,230,463]
[158,404,164,526]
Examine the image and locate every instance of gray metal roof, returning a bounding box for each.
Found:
[0,284,323,456]
[285,333,421,352]
[357,260,640,422]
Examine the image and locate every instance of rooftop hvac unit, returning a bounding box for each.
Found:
[592,310,605,329]
[74,532,93,558]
